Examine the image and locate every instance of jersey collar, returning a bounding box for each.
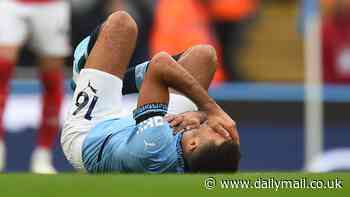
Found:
[175,133,189,172]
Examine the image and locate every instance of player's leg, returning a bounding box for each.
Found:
[121,44,218,115]
[31,57,65,174]
[0,47,20,139]
[35,57,64,150]
[85,11,138,78]
[62,11,138,170]
[175,45,218,90]
[159,47,219,129]
[29,0,70,174]
[123,44,217,95]
[0,1,27,172]
[0,47,20,172]
[167,45,218,114]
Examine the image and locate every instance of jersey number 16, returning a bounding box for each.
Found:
[73,91,99,120]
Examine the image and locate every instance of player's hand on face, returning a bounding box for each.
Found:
[206,107,240,143]
[165,111,205,133]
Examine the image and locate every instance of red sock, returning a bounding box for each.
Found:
[0,58,15,140]
[37,68,64,149]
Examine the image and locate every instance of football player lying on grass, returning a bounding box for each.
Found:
[62,11,240,173]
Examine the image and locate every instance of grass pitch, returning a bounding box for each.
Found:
[0,173,348,197]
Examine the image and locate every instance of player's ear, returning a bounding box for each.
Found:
[182,130,200,154]
[187,137,199,153]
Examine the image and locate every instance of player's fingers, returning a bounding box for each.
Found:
[165,114,176,122]
[226,121,239,140]
[235,133,240,145]
[175,123,186,132]
[214,125,231,139]
[232,129,240,143]
[170,116,184,128]
[177,118,193,131]
[189,118,200,127]
[174,119,198,132]
[229,127,240,144]
[185,123,199,130]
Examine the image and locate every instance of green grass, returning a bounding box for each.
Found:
[0,173,348,197]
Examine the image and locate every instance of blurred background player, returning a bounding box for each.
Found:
[322,0,350,83]
[150,0,226,84]
[151,0,259,83]
[207,0,259,81]
[0,0,71,173]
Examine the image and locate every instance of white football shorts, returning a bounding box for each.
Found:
[0,0,71,57]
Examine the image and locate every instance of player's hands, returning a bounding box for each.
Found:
[205,105,240,143]
[165,111,207,133]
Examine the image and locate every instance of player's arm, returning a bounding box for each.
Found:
[134,52,238,140]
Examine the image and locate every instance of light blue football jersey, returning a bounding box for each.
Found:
[82,115,186,173]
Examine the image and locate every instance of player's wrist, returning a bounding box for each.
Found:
[200,99,220,114]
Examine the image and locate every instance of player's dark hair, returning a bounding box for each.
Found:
[187,140,240,173]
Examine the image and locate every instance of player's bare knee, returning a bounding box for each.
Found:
[200,45,218,65]
[148,52,174,76]
[150,52,173,66]
[194,44,218,73]
[204,45,218,62]
[105,11,138,39]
